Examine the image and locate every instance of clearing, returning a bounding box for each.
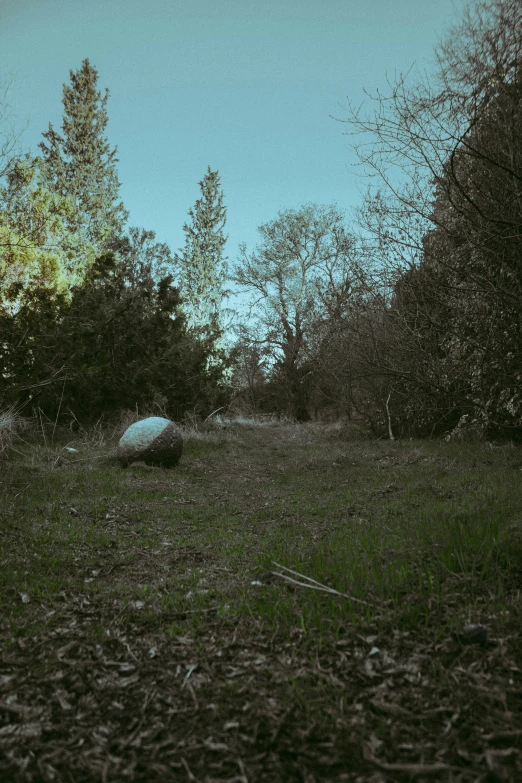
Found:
[1,421,521,781]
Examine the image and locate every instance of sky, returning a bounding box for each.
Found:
[0,0,462,268]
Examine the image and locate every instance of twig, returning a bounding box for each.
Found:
[15,454,112,469]
[271,561,375,606]
[181,664,197,690]
[385,391,394,441]
[237,758,249,783]
[204,406,226,422]
[271,572,373,606]
[181,757,202,782]
[363,741,457,774]
[37,407,47,448]
[52,371,68,444]
[59,454,111,463]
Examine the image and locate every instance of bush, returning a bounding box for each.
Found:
[1,239,233,426]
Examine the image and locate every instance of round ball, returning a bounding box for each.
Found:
[117,417,183,468]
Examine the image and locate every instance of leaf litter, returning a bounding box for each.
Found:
[1,423,521,781]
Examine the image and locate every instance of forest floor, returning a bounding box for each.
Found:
[1,419,522,782]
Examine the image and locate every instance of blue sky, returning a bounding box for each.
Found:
[1,0,460,265]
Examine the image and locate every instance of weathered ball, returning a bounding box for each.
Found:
[117,417,183,468]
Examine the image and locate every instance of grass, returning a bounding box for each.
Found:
[1,418,522,781]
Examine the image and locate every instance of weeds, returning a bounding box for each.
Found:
[0,404,26,457]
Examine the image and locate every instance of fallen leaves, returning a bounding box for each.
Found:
[2,426,522,781]
[1,588,521,783]
[0,722,45,739]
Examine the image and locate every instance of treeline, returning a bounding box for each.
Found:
[231,0,522,440]
[0,60,231,425]
[2,0,522,440]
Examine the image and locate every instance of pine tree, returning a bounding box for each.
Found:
[0,155,96,313]
[39,59,127,249]
[175,167,228,335]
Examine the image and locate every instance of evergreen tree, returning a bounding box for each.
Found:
[1,235,231,424]
[0,155,96,313]
[39,59,127,250]
[175,167,228,335]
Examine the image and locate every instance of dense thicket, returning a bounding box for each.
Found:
[326,0,522,439]
[228,0,522,437]
[1,238,227,424]
[0,62,231,425]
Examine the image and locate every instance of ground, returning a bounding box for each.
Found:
[1,420,521,781]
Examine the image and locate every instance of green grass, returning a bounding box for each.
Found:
[1,420,522,781]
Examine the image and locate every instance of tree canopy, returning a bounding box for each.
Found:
[234,203,364,420]
[39,58,127,250]
[175,167,228,337]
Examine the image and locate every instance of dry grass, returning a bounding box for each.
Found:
[0,405,26,457]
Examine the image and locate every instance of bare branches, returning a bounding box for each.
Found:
[233,204,365,420]
[327,0,522,438]
[0,73,26,180]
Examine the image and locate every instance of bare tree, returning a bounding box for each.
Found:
[0,74,25,180]
[336,0,522,437]
[229,325,269,415]
[233,203,364,421]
